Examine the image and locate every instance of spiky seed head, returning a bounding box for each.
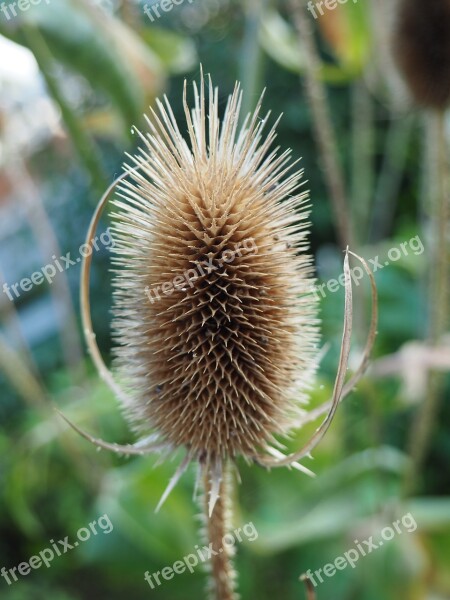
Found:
[394,0,450,109]
[110,76,319,470]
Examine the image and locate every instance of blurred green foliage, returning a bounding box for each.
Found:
[0,1,449,599]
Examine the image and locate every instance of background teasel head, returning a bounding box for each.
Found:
[110,75,320,503]
[393,0,450,109]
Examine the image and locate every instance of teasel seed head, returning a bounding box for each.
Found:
[110,75,319,487]
[393,0,450,109]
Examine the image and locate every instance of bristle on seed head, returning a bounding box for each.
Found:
[394,0,450,109]
[110,74,319,473]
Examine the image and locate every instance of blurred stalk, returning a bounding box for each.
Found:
[5,158,86,383]
[368,113,414,242]
[21,23,108,195]
[289,0,352,249]
[121,0,141,29]
[404,110,450,495]
[0,332,47,409]
[350,80,374,357]
[239,0,267,122]
[367,0,405,114]
[0,269,41,382]
[351,79,374,245]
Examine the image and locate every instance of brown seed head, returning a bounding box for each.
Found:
[394,0,450,109]
[111,76,319,469]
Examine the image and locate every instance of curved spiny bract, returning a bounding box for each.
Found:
[110,76,319,480]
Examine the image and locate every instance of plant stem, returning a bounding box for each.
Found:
[0,332,47,409]
[428,111,449,345]
[203,464,236,600]
[368,113,414,242]
[239,0,267,123]
[289,0,352,249]
[0,269,42,384]
[6,158,86,382]
[351,79,374,245]
[404,110,449,495]
[300,574,317,600]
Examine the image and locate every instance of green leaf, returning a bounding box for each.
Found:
[259,10,360,83]
[141,26,197,75]
[319,1,371,71]
[407,498,450,530]
[0,0,165,133]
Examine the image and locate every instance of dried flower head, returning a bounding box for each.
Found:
[394,0,450,109]
[63,74,376,527]
[110,75,319,496]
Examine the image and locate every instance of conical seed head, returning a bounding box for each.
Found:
[394,0,450,109]
[111,76,319,464]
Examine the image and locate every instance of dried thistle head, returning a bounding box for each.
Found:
[394,0,450,109]
[66,74,375,523]
[110,75,319,487]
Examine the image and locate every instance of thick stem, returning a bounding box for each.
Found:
[203,464,237,600]
[289,0,352,249]
[404,110,449,495]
